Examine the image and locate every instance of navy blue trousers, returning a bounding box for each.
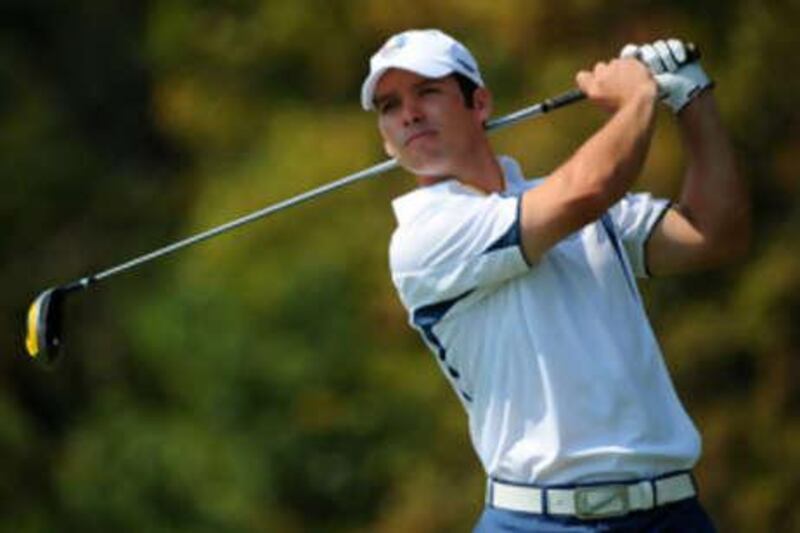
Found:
[474,497,716,532]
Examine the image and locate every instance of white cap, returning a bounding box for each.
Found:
[360,29,485,110]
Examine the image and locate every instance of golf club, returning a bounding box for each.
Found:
[23,87,589,365]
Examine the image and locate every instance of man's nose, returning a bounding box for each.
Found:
[401,99,424,126]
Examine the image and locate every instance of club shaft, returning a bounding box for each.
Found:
[69,88,586,291]
[88,158,399,286]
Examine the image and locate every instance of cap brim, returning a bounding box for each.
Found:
[361,60,454,110]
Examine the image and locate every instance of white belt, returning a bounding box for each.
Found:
[487,472,696,520]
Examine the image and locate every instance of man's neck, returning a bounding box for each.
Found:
[417,147,505,194]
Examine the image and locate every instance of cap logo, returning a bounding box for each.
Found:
[379,35,407,58]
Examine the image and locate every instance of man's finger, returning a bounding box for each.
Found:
[667,39,687,65]
[619,44,639,59]
[575,70,592,90]
[638,44,666,74]
[654,40,678,71]
[593,61,609,74]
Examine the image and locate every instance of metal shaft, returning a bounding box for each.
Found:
[83,158,401,287]
[64,88,586,292]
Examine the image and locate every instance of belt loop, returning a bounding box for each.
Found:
[541,486,548,516]
[689,471,699,498]
[487,478,494,507]
[650,478,658,507]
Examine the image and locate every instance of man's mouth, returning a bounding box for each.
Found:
[404,130,437,147]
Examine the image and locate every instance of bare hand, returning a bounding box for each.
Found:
[575,58,657,113]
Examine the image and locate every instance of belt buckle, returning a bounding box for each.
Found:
[574,484,629,519]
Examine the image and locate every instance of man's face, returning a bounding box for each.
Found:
[373,69,490,176]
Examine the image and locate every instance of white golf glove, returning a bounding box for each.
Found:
[620,39,713,113]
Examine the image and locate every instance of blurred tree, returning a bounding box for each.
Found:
[1,0,798,531]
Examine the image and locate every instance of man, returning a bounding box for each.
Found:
[360,29,749,531]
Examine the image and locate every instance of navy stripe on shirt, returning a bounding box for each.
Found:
[412,290,474,403]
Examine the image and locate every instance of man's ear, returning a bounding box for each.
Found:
[473,87,493,124]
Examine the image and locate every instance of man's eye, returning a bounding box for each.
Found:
[379,101,398,114]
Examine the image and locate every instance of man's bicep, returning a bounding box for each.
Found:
[519,174,604,263]
[646,207,710,276]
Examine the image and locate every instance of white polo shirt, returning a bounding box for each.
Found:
[389,156,701,485]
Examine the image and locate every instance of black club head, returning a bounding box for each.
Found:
[25,287,67,366]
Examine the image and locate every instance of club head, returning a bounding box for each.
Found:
[25,287,67,365]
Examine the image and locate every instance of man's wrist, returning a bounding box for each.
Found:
[625,83,659,113]
[674,81,716,116]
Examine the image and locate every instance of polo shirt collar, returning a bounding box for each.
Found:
[497,155,526,196]
[392,155,525,225]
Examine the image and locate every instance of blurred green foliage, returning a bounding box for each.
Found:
[2,0,798,531]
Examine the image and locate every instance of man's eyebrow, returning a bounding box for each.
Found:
[373,78,447,107]
[414,78,447,90]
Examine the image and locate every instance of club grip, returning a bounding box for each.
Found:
[541,88,587,112]
[542,42,699,113]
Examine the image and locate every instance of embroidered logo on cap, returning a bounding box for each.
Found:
[379,34,407,58]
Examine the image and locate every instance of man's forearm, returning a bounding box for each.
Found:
[518,68,658,263]
[565,85,658,212]
[676,91,751,259]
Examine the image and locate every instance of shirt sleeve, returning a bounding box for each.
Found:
[389,188,530,313]
[608,192,672,278]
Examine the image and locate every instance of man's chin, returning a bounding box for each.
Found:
[396,156,451,179]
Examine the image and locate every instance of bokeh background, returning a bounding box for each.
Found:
[2,1,799,531]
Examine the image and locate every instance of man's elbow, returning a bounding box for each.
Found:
[717,230,750,265]
[730,209,752,261]
[709,206,752,265]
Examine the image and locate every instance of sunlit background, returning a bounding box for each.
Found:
[2,1,799,531]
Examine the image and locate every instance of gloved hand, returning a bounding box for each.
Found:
[620,39,713,114]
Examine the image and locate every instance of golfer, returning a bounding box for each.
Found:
[361,29,750,531]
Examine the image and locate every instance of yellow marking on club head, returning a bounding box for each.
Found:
[25,298,40,357]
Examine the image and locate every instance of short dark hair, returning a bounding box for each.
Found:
[453,73,479,108]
